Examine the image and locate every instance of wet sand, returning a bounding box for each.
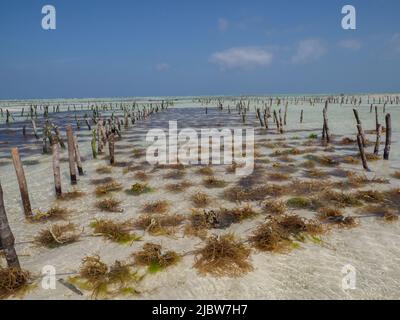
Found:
[1,97,400,300]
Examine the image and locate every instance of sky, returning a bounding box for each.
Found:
[0,0,399,99]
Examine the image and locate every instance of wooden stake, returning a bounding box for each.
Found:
[31,119,39,139]
[263,112,268,130]
[284,103,288,126]
[0,181,20,268]
[256,109,264,127]
[11,148,32,219]
[73,135,84,176]
[357,134,370,171]
[384,114,392,160]
[108,133,115,165]
[374,124,382,155]
[66,126,77,185]
[273,110,280,133]
[323,108,330,143]
[353,109,366,147]
[300,110,303,123]
[51,136,62,197]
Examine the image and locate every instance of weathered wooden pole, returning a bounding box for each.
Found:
[0,181,20,269]
[278,110,284,133]
[263,112,269,130]
[383,114,392,160]
[73,135,84,176]
[284,103,288,126]
[51,136,62,197]
[31,119,39,139]
[66,126,77,185]
[323,108,330,143]
[85,118,92,131]
[54,126,66,149]
[11,148,32,219]
[353,109,366,147]
[256,109,264,127]
[357,134,370,171]
[300,110,303,124]
[108,133,115,165]
[273,110,280,133]
[374,124,382,156]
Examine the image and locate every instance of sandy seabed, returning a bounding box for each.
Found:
[0,96,400,300]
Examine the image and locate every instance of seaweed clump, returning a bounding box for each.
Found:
[127,183,154,195]
[90,219,140,244]
[203,176,226,189]
[35,223,81,248]
[249,214,324,253]
[95,181,123,196]
[57,190,85,201]
[165,181,192,193]
[224,184,286,202]
[70,255,141,298]
[193,234,253,277]
[185,205,257,236]
[0,267,31,299]
[191,192,211,208]
[317,207,358,228]
[318,190,362,208]
[96,197,123,213]
[133,214,185,236]
[142,200,169,214]
[31,206,70,222]
[132,243,180,273]
[262,200,287,215]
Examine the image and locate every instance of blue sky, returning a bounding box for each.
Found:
[0,0,399,99]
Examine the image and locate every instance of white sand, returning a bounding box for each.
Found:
[0,96,399,300]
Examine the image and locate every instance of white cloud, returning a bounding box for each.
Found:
[218,18,229,32]
[291,39,326,64]
[210,47,273,70]
[155,63,170,71]
[339,39,362,51]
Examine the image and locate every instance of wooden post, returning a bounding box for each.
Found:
[353,109,366,147]
[66,126,77,185]
[31,119,39,139]
[300,110,303,124]
[51,136,62,197]
[73,136,84,176]
[0,181,20,269]
[357,134,370,171]
[256,109,264,127]
[384,114,392,160]
[54,126,66,149]
[11,148,32,219]
[91,129,97,159]
[323,108,330,143]
[284,103,288,126]
[273,110,280,133]
[85,119,92,131]
[263,112,268,130]
[108,133,115,165]
[374,124,382,155]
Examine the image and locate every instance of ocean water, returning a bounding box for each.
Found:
[0,96,399,300]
